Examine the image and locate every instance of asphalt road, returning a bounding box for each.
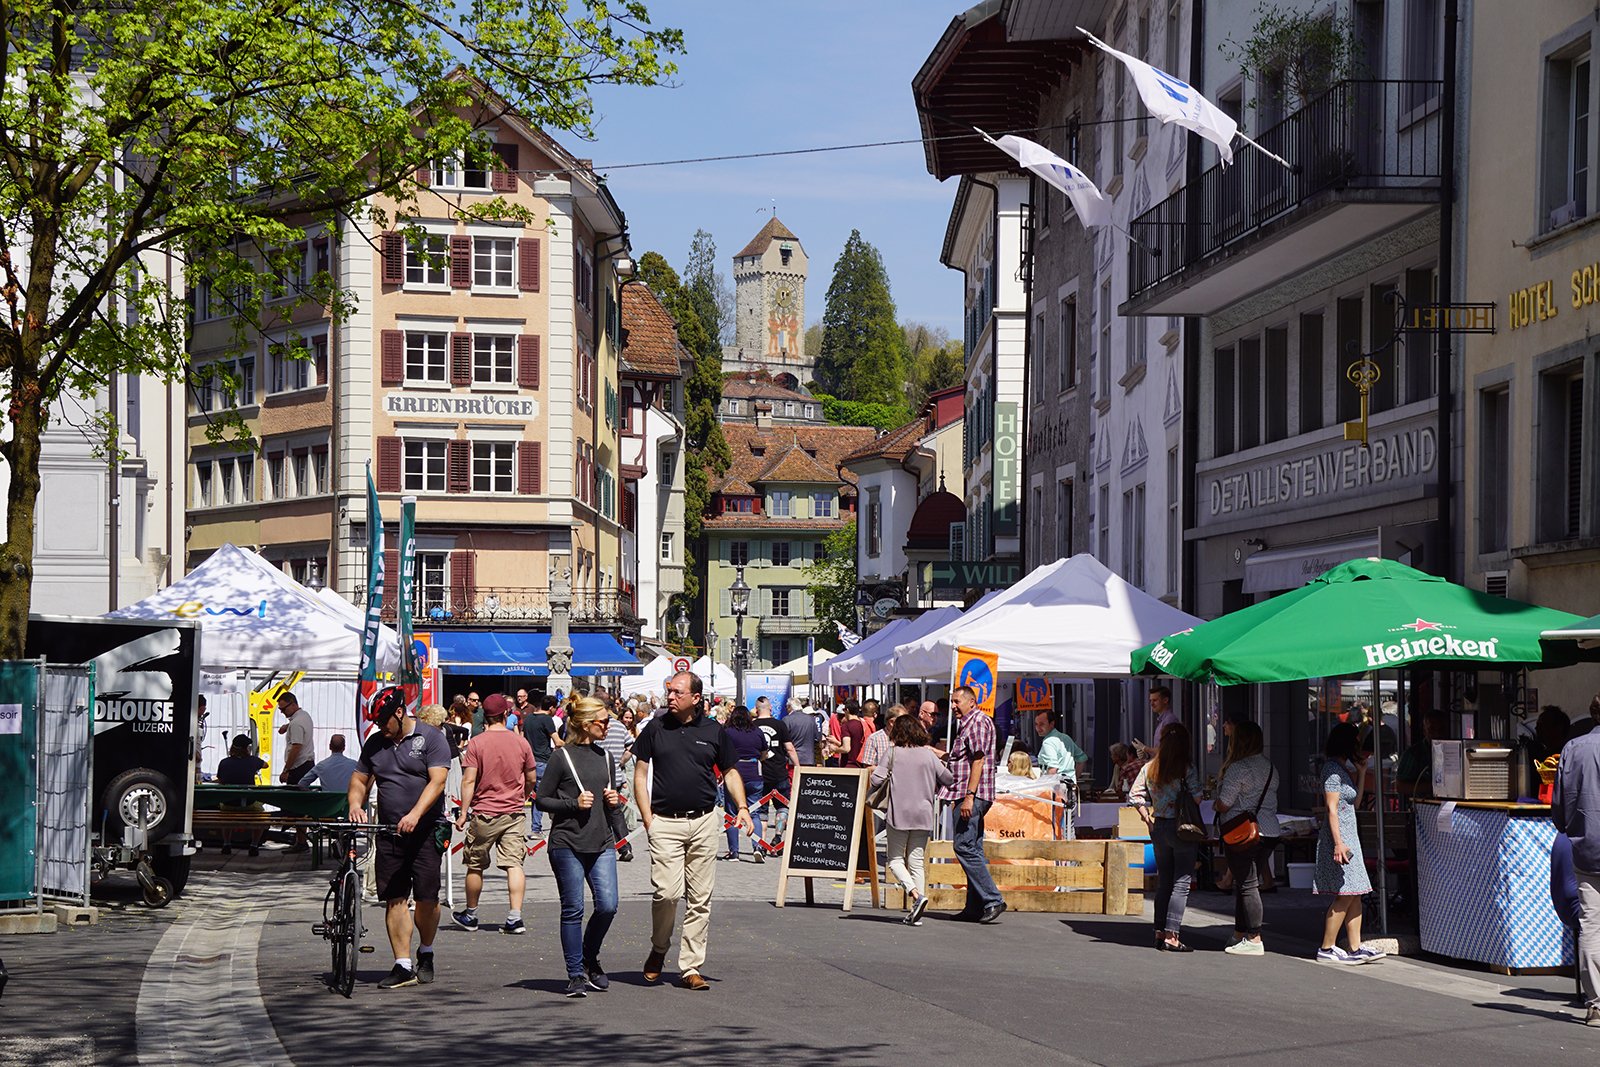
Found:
[4,833,1599,1067]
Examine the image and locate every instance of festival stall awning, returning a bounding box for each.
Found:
[820,618,912,686]
[431,631,641,676]
[619,652,736,698]
[830,606,964,686]
[896,554,1203,680]
[109,543,401,673]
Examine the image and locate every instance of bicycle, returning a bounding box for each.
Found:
[308,821,395,997]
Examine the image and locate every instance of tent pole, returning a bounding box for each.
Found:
[1372,670,1388,936]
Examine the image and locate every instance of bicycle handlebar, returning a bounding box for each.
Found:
[302,820,402,834]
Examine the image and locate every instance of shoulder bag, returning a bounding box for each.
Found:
[1219,768,1275,855]
[865,749,894,812]
[1175,778,1207,843]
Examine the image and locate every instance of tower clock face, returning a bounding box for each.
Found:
[773,284,796,312]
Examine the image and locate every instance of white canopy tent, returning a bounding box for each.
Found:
[771,647,836,683]
[619,652,737,699]
[820,617,911,686]
[110,543,402,673]
[830,606,963,686]
[892,554,1204,679]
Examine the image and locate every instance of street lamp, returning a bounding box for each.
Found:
[729,564,751,705]
[707,622,718,695]
[675,605,690,654]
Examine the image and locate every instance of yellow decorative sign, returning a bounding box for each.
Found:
[1508,280,1558,329]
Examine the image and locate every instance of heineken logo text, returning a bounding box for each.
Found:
[1364,635,1499,667]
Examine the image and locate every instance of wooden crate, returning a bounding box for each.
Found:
[884,839,1144,915]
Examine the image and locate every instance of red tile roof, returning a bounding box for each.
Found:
[621,284,689,377]
[710,423,877,496]
[837,414,933,468]
[723,377,815,404]
[735,216,801,259]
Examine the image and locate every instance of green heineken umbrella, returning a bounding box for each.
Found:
[1543,612,1600,648]
[1131,558,1593,685]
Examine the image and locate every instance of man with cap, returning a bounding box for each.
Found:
[452,694,539,934]
[350,687,452,988]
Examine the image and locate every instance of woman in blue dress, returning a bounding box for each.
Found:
[1314,723,1385,964]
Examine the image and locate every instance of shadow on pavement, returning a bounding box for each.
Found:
[1058,917,1158,948]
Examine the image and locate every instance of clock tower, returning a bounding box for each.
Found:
[726,216,812,387]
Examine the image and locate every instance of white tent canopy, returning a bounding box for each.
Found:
[619,653,737,699]
[831,606,963,685]
[821,617,911,686]
[771,647,835,683]
[892,554,1204,679]
[110,543,402,673]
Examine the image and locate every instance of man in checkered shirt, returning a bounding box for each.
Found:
[939,685,1005,923]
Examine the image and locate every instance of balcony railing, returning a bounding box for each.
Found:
[381,587,643,630]
[756,615,819,636]
[1129,80,1443,299]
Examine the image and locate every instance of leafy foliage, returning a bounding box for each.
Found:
[814,230,907,406]
[0,0,682,653]
[804,520,857,643]
[813,393,910,433]
[1222,3,1361,108]
[905,323,965,409]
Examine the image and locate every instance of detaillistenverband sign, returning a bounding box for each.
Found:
[383,393,540,420]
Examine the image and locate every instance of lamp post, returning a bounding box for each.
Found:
[729,564,751,706]
[707,622,718,696]
[674,605,690,655]
[547,553,574,700]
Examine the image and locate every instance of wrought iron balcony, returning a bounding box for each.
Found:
[382,587,643,630]
[756,615,819,636]
[1126,80,1443,315]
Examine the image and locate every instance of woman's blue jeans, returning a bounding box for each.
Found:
[547,846,618,978]
[725,777,765,855]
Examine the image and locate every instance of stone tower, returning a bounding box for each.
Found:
[726,217,812,387]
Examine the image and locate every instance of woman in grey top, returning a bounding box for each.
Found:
[535,696,622,998]
[1214,720,1280,956]
[871,714,953,926]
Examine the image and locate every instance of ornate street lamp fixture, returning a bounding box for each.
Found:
[729,564,750,705]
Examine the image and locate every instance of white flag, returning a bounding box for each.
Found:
[991,134,1111,228]
[836,621,862,649]
[1080,27,1238,165]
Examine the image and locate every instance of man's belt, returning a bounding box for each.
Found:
[654,807,713,819]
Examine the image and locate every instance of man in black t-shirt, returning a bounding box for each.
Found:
[521,694,562,834]
[754,697,800,849]
[350,687,452,989]
[632,671,748,990]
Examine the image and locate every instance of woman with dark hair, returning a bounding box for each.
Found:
[1314,722,1384,964]
[872,713,954,926]
[1214,720,1280,956]
[1132,723,1203,951]
[721,705,766,862]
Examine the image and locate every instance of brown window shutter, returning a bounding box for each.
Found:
[376,436,402,493]
[449,234,472,289]
[382,549,399,613]
[450,332,472,387]
[518,441,542,494]
[381,231,404,285]
[491,144,519,192]
[449,549,476,610]
[518,237,540,292]
[517,335,540,389]
[415,164,430,187]
[380,329,404,386]
[446,439,470,494]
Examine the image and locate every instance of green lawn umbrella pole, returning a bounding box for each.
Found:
[1130,558,1596,933]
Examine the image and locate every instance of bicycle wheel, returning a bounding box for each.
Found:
[336,867,361,997]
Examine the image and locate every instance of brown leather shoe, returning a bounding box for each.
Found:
[643,949,667,983]
[677,972,709,991]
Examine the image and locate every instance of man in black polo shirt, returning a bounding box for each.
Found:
[633,671,750,991]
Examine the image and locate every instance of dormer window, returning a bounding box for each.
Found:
[751,446,766,457]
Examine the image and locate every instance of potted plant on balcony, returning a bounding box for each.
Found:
[1224,3,1364,190]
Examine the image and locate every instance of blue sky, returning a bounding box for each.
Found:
[581,1,964,336]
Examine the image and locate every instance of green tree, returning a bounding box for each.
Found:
[814,393,911,433]
[636,250,729,607]
[905,322,965,409]
[683,228,731,348]
[804,520,857,642]
[815,230,907,405]
[0,0,680,654]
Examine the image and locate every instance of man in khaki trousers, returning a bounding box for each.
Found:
[632,672,751,990]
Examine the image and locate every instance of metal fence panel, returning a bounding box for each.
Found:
[0,660,43,906]
[39,665,92,904]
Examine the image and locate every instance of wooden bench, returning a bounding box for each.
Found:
[191,810,337,867]
[884,838,1145,914]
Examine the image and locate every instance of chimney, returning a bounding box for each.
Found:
[755,401,773,431]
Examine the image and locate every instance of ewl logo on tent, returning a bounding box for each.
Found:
[170,599,268,619]
[1363,618,1501,668]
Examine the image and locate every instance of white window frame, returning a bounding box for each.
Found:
[405,233,449,289]
[472,234,516,290]
[432,142,493,191]
[471,332,516,387]
[472,440,515,494]
[195,462,213,507]
[405,330,449,384]
[403,439,448,493]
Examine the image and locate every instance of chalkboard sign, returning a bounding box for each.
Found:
[775,767,879,910]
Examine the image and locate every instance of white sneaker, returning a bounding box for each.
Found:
[1225,938,1264,956]
[1315,946,1358,965]
[1346,945,1386,964]
[1585,1005,1600,1027]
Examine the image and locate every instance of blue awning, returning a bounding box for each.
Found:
[429,631,642,676]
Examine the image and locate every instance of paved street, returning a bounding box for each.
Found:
[5,830,1600,1067]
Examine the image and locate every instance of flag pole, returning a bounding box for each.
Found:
[1234,131,1294,170]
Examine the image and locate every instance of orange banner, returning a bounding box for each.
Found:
[952,646,1000,716]
[1016,677,1052,712]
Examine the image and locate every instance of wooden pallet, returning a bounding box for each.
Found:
[884,838,1145,915]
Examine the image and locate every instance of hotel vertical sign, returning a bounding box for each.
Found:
[993,402,1020,536]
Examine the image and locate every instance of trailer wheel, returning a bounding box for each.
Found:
[104,768,179,841]
[152,852,192,896]
[142,876,174,908]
